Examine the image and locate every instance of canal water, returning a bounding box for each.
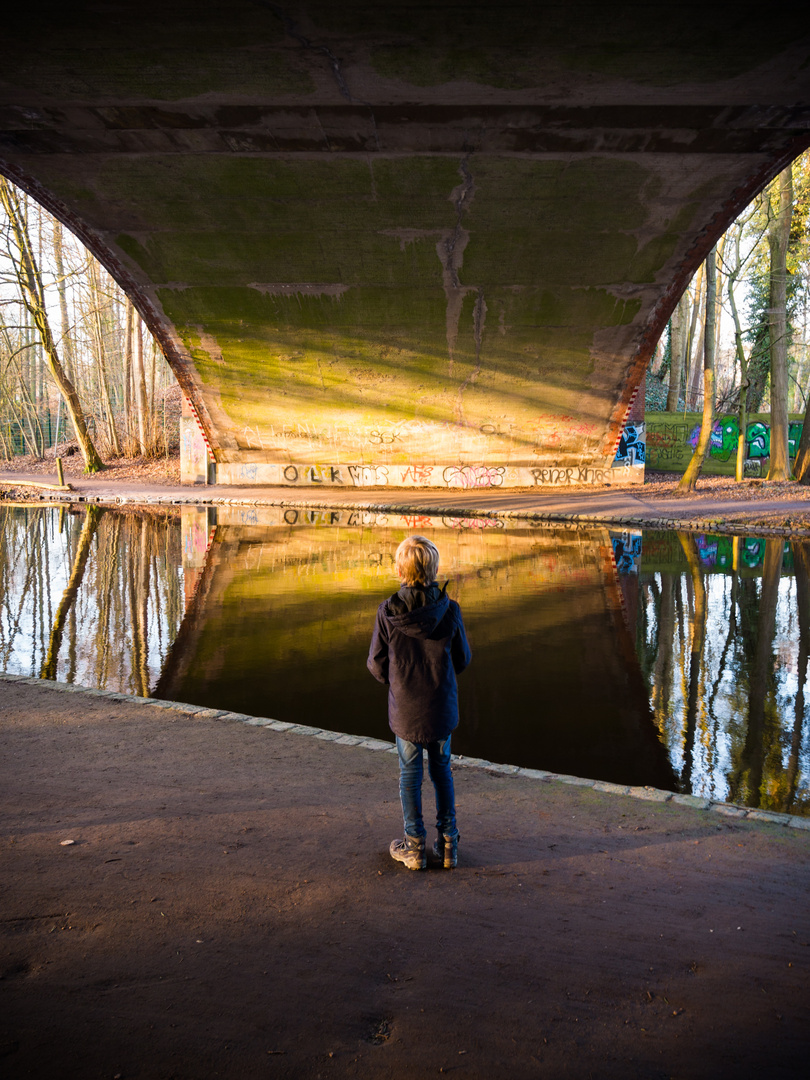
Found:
[1,502,808,817]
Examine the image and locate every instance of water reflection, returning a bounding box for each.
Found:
[637,531,810,815]
[0,504,183,694]
[0,503,807,815]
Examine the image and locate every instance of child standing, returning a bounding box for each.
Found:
[367,536,472,870]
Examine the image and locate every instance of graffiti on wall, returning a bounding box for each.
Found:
[613,423,646,467]
[215,461,640,488]
[647,413,804,475]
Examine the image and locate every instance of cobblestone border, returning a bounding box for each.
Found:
[4,487,809,538]
[3,672,807,832]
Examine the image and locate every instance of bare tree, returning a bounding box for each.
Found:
[766,164,794,481]
[0,178,103,472]
[678,247,717,493]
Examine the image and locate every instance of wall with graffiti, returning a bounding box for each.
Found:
[645,412,804,476]
[213,460,636,488]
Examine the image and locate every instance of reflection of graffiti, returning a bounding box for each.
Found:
[441,516,505,530]
[613,424,646,466]
[741,538,766,569]
[696,535,719,567]
[347,464,389,486]
[283,509,346,526]
[443,465,505,488]
[611,532,642,574]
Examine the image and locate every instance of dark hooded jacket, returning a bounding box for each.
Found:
[367,581,472,744]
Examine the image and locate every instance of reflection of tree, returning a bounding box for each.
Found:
[728,539,782,808]
[41,506,103,680]
[787,543,810,811]
[129,517,152,697]
[677,533,707,790]
[0,505,183,694]
[650,574,676,739]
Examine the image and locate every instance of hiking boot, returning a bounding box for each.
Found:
[433,831,459,869]
[389,834,426,870]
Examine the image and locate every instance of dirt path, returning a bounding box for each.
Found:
[2,680,809,1079]
[4,461,810,534]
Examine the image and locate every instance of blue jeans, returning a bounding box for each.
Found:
[396,735,457,840]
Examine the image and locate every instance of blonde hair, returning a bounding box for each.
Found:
[395,535,440,586]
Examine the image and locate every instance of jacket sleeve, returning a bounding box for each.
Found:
[451,606,472,674]
[367,605,390,684]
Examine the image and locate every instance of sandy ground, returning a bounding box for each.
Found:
[2,679,809,1080]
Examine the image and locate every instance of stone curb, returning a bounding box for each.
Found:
[3,488,810,539]
[3,672,808,833]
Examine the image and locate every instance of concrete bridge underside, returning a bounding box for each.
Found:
[2,2,810,488]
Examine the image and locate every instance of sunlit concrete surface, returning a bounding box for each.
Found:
[2,3,810,485]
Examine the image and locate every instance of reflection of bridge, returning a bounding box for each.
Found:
[2,4,809,487]
[157,509,676,789]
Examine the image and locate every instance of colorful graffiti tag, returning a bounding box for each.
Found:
[647,413,805,476]
[686,418,803,462]
[613,423,646,467]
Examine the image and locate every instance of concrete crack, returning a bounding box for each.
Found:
[257,0,381,147]
[259,2,354,101]
[439,156,476,381]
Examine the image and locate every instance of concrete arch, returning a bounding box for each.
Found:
[2,2,809,488]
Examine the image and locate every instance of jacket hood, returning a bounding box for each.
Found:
[384,582,450,638]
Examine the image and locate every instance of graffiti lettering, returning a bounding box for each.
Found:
[613,423,646,467]
[368,429,400,444]
[400,464,434,485]
[531,466,611,486]
[283,465,298,482]
[443,465,505,489]
[348,465,389,486]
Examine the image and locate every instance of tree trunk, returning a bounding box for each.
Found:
[727,229,750,482]
[133,311,149,455]
[681,265,704,410]
[52,220,76,386]
[89,262,122,457]
[766,164,793,481]
[686,272,708,410]
[0,178,104,473]
[678,247,717,493]
[666,292,690,411]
